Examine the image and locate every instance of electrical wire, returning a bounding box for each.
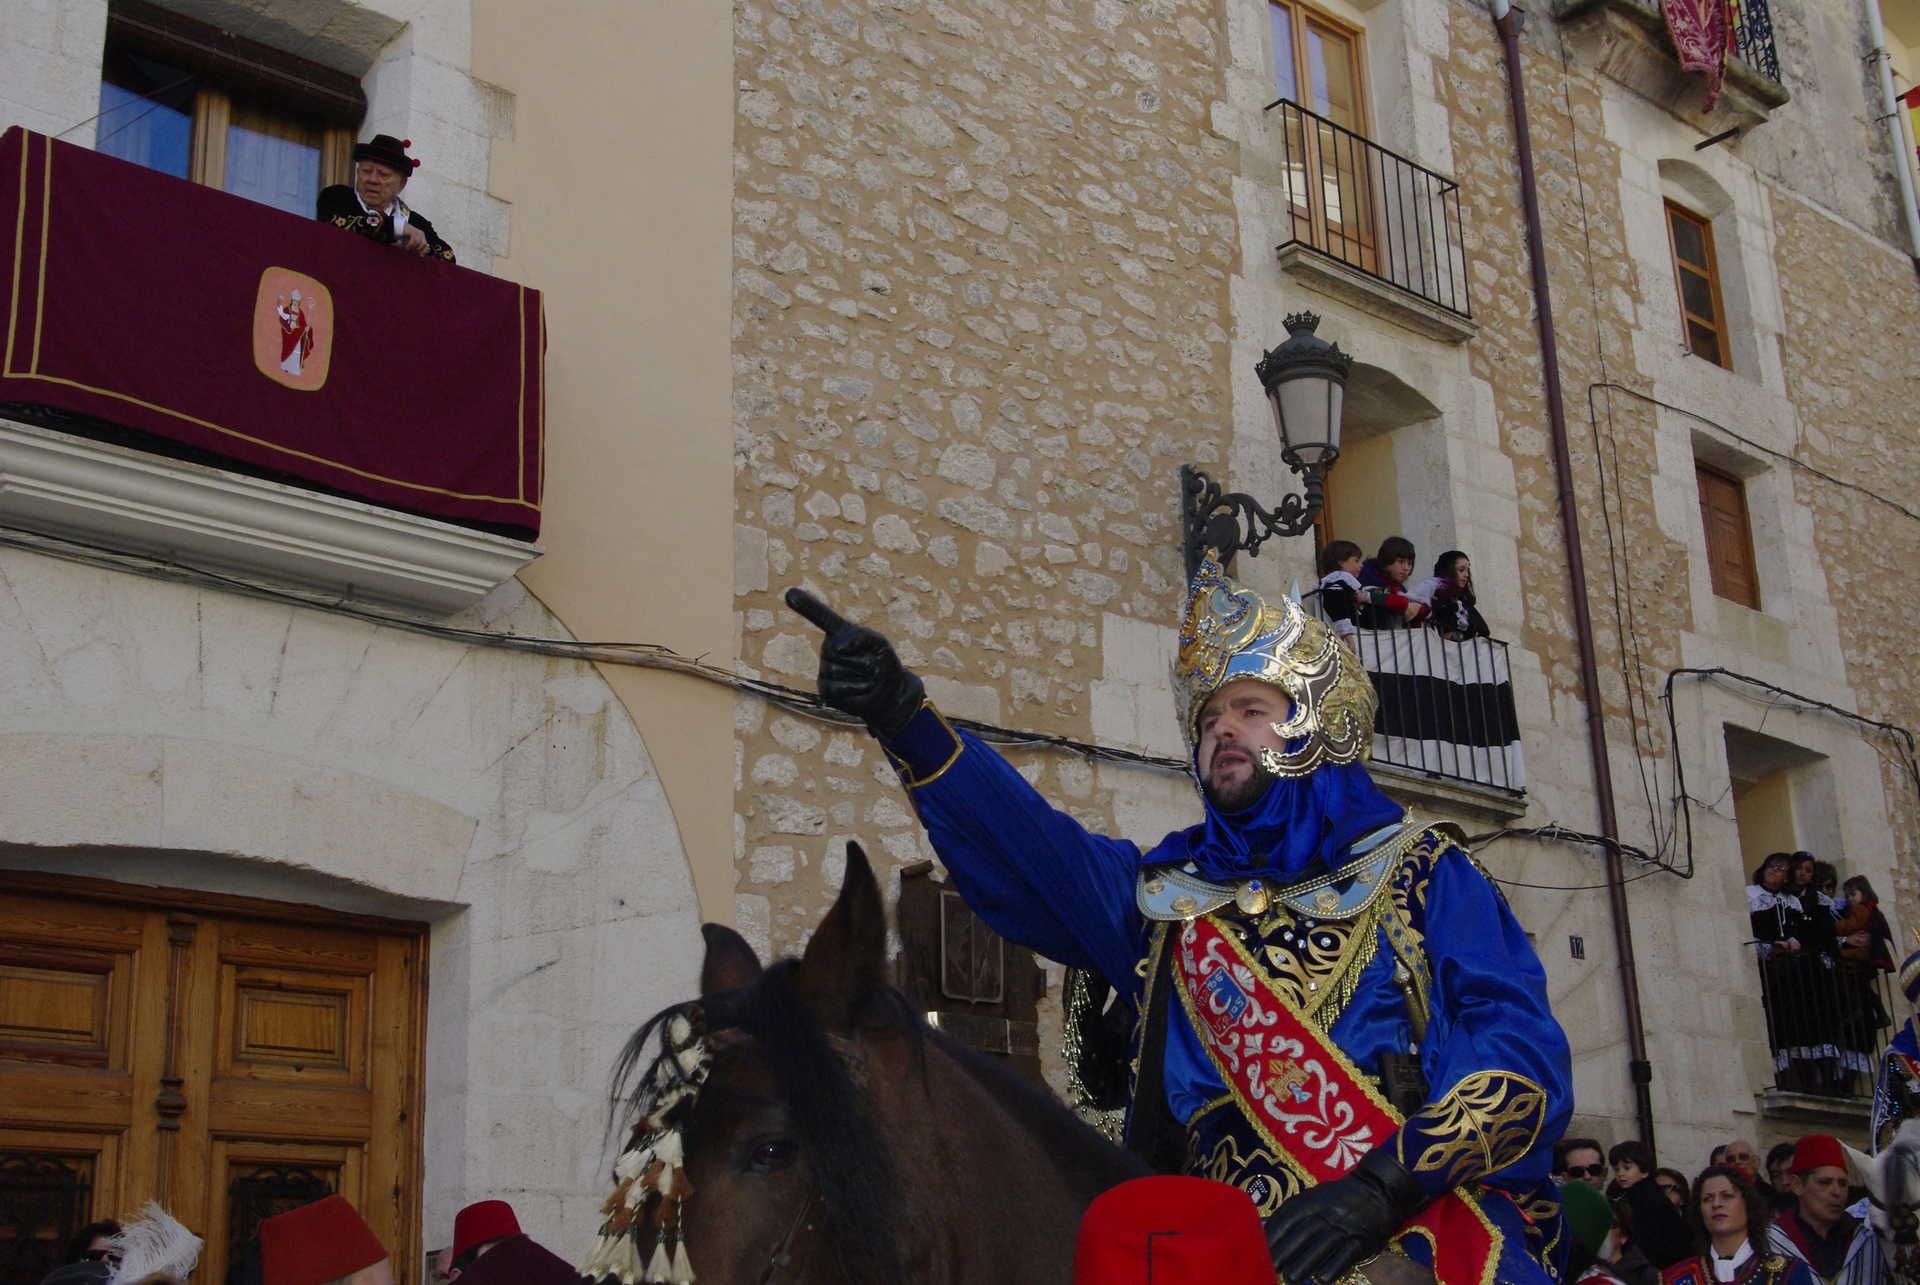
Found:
[0,523,1194,775]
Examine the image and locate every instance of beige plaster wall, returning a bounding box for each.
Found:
[471,1,738,922]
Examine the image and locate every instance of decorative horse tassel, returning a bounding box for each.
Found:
[644,1240,673,1283]
[668,1239,696,1284]
[577,1229,642,1285]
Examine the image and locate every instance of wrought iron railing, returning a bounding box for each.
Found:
[1265,99,1472,319]
[1304,594,1524,793]
[1753,941,1895,1102]
[1727,0,1781,83]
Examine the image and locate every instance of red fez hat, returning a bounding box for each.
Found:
[1074,1176,1271,1285]
[259,1195,386,1285]
[452,1200,523,1261]
[452,1234,577,1285]
[1791,1134,1847,1174]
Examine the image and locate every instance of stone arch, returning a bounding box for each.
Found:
[0,549,700,1254]
[1323,360,1448,567]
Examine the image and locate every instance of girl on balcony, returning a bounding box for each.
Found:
[1412,550,1491,641]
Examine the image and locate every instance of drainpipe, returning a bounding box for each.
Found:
[1864,0,1920,265]
[1490,0,1659,1153]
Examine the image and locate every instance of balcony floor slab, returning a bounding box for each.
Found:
[0,418,541,616]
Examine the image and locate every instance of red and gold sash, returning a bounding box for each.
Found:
[1173,914,1500,1285]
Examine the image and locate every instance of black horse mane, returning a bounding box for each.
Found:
[611,960,1148,1282]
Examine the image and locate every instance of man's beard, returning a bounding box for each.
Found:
[1201,753,1276,813]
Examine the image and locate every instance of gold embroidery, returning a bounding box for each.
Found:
[1187,1115,1305,1217]
[1397,1069,1548,1187]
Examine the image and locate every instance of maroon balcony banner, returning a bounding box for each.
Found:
[0,128,543,534]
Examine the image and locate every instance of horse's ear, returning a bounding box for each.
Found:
[1841,1138,1876,1190]
[701,923,764,995]
[797,841,888,1029]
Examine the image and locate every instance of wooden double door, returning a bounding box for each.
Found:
[0,874,426,1285]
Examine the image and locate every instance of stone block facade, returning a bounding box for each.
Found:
[730,0,1920,1149]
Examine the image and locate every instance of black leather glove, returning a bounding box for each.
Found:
[1266,1148,1428,1285]
[787,588,926,739]
[819,624,925,739]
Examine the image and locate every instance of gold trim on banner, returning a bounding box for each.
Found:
[6,134,26,376]
[517,283,526,503]
[0,131,540,512]
[33,135,51,372]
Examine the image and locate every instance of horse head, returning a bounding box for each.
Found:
[1847,1121,1920,1285]
[579,841,1145,1285]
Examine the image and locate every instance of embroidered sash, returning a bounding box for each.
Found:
[1173,913,1500,1285]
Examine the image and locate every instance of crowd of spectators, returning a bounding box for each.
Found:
[1318,537,1491,641]
[1747,851,1898,1096]
[1552,1131,1888,1285]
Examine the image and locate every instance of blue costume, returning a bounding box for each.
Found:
[874,557,1573,1284]
[1871,947,1920,1151]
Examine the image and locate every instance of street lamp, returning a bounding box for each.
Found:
[1181,311,1352,579]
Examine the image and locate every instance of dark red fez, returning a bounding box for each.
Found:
[258,1194,386,1285]
[452,1200,522,1261]
[351,134,418,176]
[1791,1134,1847,1174]
[451,1234,577,1285]
[1074,1176,1272,1285]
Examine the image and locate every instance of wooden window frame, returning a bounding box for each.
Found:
[1665,199,1733,370]
[1696,461,1761,609]
[1269,0,1372,136]
[103,0,361,196]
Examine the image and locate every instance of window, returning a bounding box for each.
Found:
[1270,1,1376,272]
[1696,462,1759,608]
[1666,200,1732,369]
[93,0,363,217]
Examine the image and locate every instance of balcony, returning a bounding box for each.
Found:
[1752,944,1896,1127]
[1552,0,1788,127]
[1306,595,1527,809]
[0,127,543,615]
[1265,99,1478,344]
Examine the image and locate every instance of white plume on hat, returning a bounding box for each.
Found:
[106,1202,203,1285]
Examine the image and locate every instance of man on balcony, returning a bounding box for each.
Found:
[791,552,1573,1285]
[316,135,455,264]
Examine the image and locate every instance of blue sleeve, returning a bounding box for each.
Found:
[881,703,1148,996]
[1389,847,1573,1196]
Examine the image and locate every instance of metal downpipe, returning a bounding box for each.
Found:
[1489,1,1658,1151]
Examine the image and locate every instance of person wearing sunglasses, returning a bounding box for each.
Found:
[1558,1137,1611,1185]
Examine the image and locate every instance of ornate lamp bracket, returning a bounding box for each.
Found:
[1180,462,1326,581]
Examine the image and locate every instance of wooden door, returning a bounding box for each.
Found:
[0,876,426,1285]
[895,864,1045,1085]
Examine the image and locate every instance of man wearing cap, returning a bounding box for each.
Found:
[1773,1135,1886,1285]
[316,134,455,263]
[258,1194,392,1285]
[446,1200,573,1283]
[795,553,1573,1285]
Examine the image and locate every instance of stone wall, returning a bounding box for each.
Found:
[1772,189,1920,930]
[729,0,1240,956]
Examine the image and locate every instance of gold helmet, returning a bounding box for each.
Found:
[1173,554,1377,778]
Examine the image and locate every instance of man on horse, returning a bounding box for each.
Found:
[792,552,1573,1285]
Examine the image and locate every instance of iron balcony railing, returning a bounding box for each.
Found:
[1265,99,1472,319]
[1753,940,1895,1102]
[1727,0,1781,84]
[1305,595,1524,793]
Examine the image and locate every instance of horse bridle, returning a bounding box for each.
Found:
[755,1187,820,1284]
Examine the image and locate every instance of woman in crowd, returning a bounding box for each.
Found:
[1411,550,1491,640]
[1659,1166,1813,1285]
[1785,853,1845,1091]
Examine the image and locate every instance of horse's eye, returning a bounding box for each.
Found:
[749,1138,798,1172]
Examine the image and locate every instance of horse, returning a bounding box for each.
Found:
[576,841,1151,1284]
[1850,1120,1920,1285]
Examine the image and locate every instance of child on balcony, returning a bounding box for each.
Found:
[1357,536,1430,629]
[1316,540,1371,637]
